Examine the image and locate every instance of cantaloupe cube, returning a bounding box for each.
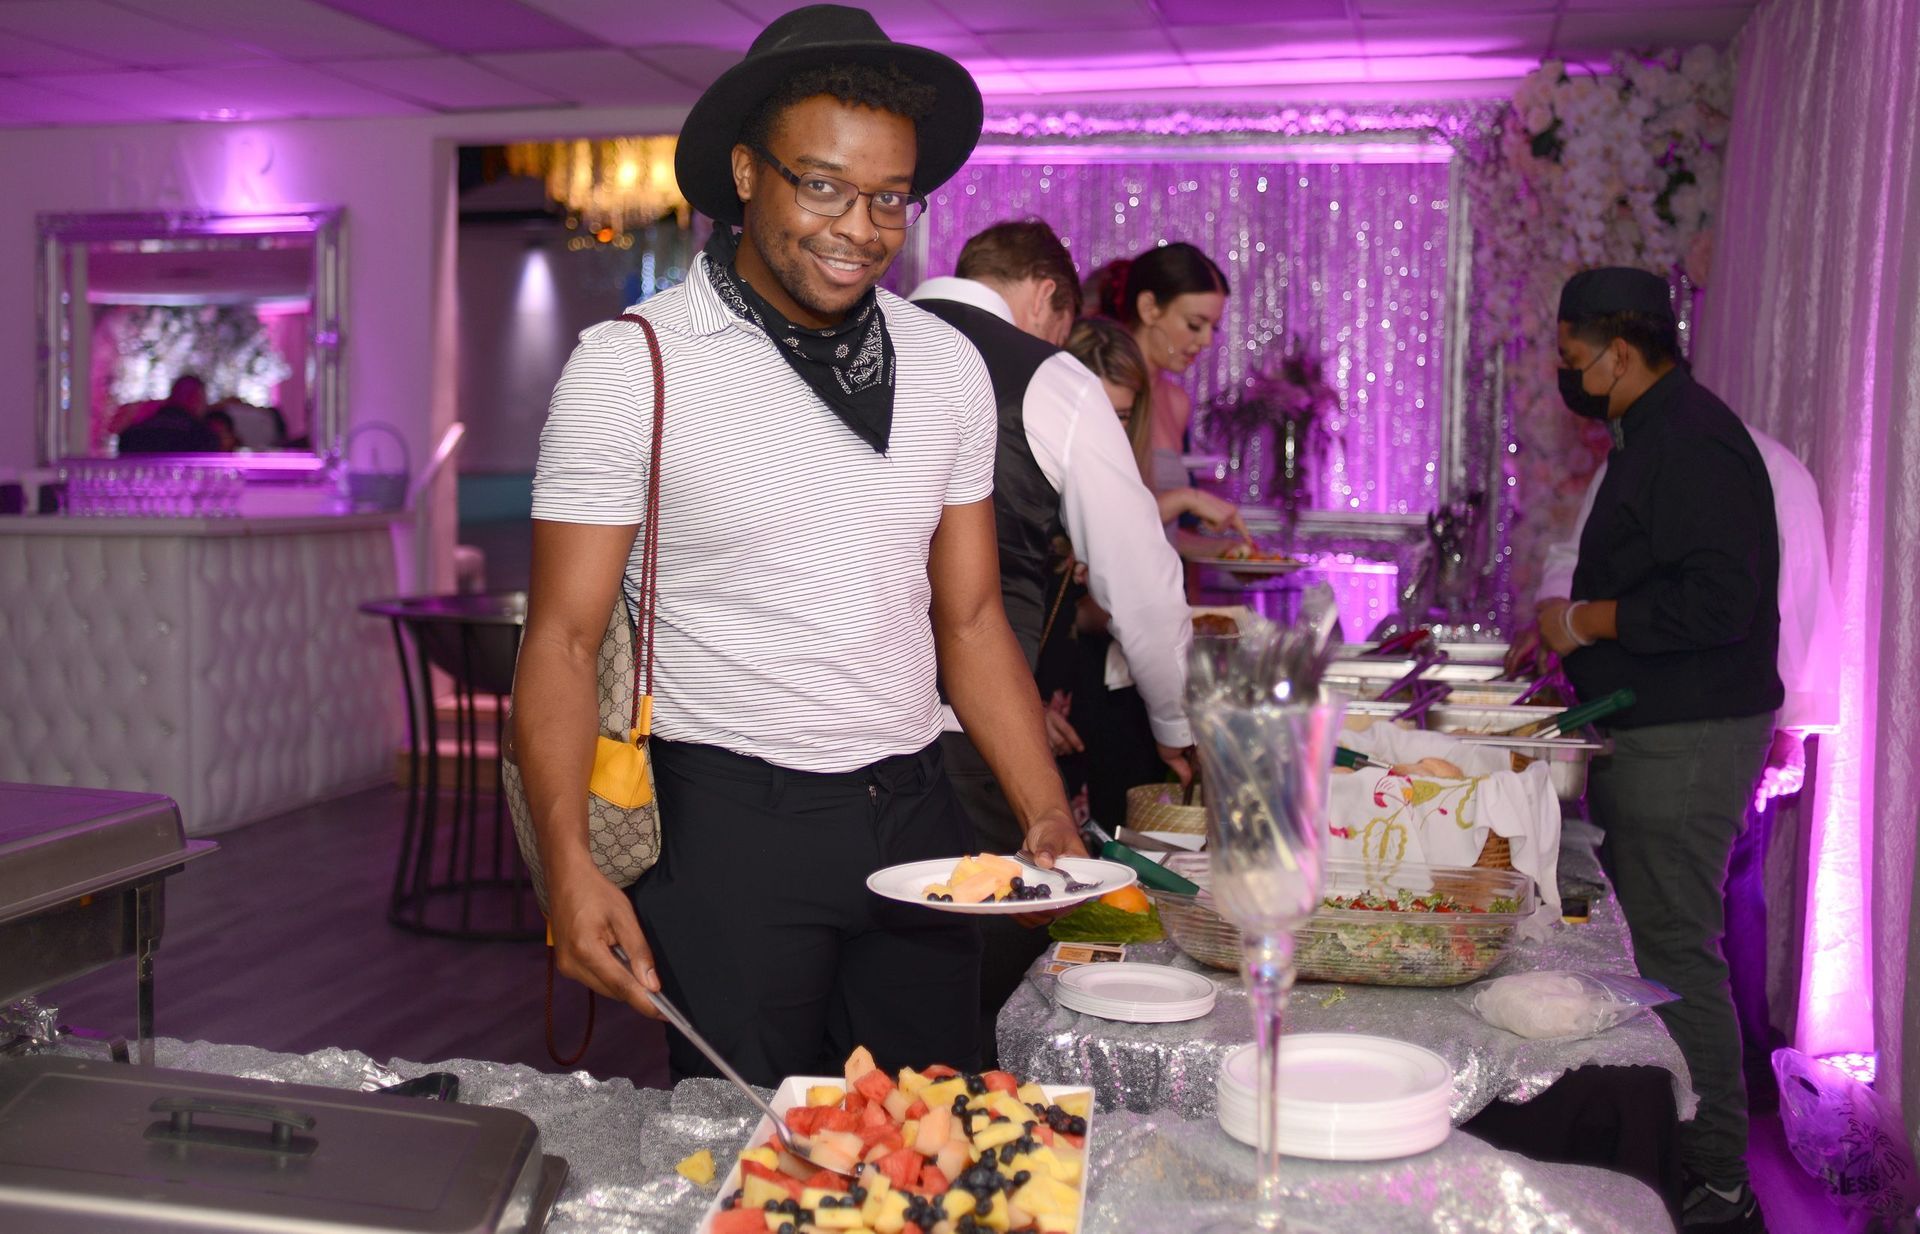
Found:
[807,1130,866,1175]
[844,1046,878,1087]
[809,1085,846,1107]
[912,1105,952,1156]
[934,1138,970,1184]
[882,1087,915,1122]
[949,870,1004,904]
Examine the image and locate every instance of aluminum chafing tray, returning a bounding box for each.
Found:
[0,1055,567,1233]
[1333,641,1514,666]
[0,783,214,926]
[1346,701,1610,801]
[1324,657,1510,685]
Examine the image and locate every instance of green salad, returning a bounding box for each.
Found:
[1048,901,1165,944]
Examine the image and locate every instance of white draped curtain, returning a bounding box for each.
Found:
[1693,0,1920,1153]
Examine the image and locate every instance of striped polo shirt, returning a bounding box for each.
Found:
[531,253,997,773]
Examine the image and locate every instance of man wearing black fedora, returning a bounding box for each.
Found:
[515,4,1086,1086]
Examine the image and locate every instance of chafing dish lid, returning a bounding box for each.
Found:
[0,784,212,924]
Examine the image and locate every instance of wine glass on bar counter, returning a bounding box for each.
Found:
[1186,599,1343,1233]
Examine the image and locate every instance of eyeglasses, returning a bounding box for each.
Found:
[752,145,925,230]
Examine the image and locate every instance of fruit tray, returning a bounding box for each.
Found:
[699,1064,1093,1234]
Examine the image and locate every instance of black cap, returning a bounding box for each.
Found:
[675,5,983,226]
[1558,267,1675,323]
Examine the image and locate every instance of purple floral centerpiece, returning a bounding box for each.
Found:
[1208,336,1339,526]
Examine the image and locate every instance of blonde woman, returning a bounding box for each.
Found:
[1064,317,1248,541]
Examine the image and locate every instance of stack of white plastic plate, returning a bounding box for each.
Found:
[1054,963,1218,1023]
[1216,1034,1453,1161]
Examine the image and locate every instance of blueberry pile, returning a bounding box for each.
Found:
[1005,876,1054,903]
[1032,1101,1088,1137]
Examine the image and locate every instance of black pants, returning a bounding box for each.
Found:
[938,730,1055,1069]
[632,738,983,1087]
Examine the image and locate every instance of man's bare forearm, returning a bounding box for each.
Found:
[512,629,605,880]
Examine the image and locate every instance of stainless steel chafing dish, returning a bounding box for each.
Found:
[0,1055,567,1233]
[1345,701,1609,801]
[1333,640,1512,666]
[0,783,216,1062]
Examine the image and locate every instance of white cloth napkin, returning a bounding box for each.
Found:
[1329,719,1562,937]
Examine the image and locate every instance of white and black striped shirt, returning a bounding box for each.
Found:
[531,253,997,772]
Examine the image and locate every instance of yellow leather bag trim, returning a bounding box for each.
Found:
[589,729,653,809]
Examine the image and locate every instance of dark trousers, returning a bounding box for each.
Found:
[1588,712,1774,1186]
[632,738,983,1088]
[938,730,1055,1069]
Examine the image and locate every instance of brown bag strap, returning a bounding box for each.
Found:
[616,312,665,735]
[541,312,661,1070]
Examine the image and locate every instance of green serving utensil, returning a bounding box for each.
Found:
[1501,687,1637,737]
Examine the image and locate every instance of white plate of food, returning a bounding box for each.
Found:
[697,1048,1092,1234]
[866,853,1136,915]
[1192,549,1309,576]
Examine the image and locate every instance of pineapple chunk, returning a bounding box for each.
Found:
[741,1173,791,1210]
[1035,1212,1079,1234]
[897,1068,931,1097]
[974,1191,1013,1233]
[808,1084,847,1107]
[938,1189,977,1220]
[811,1201,866,1231]
[919,1078,966,1111]
[1012,1175,1078,1219]
[740,1146,780,1171]
[866,1189,910,1234]
[1053,1092,1091,1119]
[972,1120,1025,1152]
[674,1148,715,1185]
[1016,1083,1048,1108]
[1028,1145,1082,1185]
[988,1092,1033,1124]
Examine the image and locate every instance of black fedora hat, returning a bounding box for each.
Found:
[675,4,983,226]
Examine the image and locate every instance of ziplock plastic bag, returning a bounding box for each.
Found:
[1465,970,1676,1040]
[1774,1047,1920,1222]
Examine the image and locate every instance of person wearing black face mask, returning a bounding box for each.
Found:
[1536,268,1781,1234]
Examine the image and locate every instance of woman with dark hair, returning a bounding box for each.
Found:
[1092,243,1229,468]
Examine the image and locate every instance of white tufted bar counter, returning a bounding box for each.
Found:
[0,514,400,834]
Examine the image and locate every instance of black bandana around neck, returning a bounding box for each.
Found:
[702,227,895,454]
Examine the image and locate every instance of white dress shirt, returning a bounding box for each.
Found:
[1538,423,1840,735]
[910,276,1194,748]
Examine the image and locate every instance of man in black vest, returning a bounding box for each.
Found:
[910,220,1193,1061]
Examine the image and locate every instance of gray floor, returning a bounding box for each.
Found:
[38,783,1846,1230]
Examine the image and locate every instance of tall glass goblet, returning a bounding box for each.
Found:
[1189,694,1343,1233]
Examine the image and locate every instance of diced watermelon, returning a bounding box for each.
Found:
[819,1107,860,1134]
[710,1211,768,1234]
[857,1124,904,1154]
[1031,1124,1054,1146]
[854,1068,896,1105]
[805,1169,850,1193]
[903,1225,926,1234]
[859,1099,891,1129]
[919,1165,950,1195]
[875,1147,923,1191]
[1059,1131,1085,1149]
[921,1064,959,1079]
[844,1090,868,1116]
[981,1070,1020,1095]
[785,1106,821,1136]
[903,1099,929,1121]
[740,1160,804,1201]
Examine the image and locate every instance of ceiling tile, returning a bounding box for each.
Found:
[1361,15,1554,58]
[473,47,698,107]
[1367,51,1547,81]
[1157,0,1350,24]
[627,43,747,91]
[726,0,969,39]
[315,0,601,54]
[110,0,434,60]
[16,69,260,120]
[0,76,165,124]
[1168,20,1367,62]
[319,55,566,110]
[0,28,118,73]
[948,0,1157,36]
[1551,5,1756,54]
[982,26,1180,66]
[0,1,260,68]
[514,0,763,48]
[1357,0,1554,13]
[159,63,433,118]
[1012,61,1202,92]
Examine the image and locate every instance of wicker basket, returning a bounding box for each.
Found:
[1146,853,1534,986]
[1125,783,1207,837]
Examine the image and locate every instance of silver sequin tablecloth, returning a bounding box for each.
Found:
[54,1037,1673,1234]
[997,830,1696,1126]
